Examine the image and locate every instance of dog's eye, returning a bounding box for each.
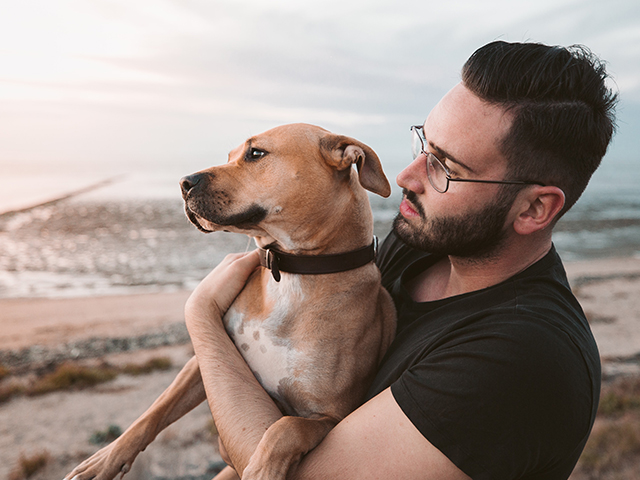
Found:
[246,148,267,161]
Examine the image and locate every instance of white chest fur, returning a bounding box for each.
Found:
[223,274,305,397]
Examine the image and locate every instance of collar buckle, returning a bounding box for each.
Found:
[265,249,281,282]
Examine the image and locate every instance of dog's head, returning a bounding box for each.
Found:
[180,123,390,249]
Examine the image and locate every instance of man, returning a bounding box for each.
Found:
[186,41,617,479]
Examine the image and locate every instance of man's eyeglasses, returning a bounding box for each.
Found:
[411,125,545,194]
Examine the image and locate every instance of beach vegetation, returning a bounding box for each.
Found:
[598,375,640,416]
[8,450,51,480]
[572,375,640,478]
[90,424,123,445]
[28,363,118,395]
[574,415,640,477]
[3,356,175,400]
[0,382,25,404]
[30,356,174,395]
[121,356,172,375]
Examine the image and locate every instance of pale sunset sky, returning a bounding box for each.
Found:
[1,0,639,209]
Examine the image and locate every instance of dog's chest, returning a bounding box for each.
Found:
[223,275,305,399]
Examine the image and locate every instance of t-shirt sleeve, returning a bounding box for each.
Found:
[390,316,596,479]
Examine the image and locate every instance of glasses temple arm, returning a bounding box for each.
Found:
[448,178,545,186]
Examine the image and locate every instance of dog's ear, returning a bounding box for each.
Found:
[319,134,391,197]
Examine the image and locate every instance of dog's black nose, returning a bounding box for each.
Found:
[180,174,201,195]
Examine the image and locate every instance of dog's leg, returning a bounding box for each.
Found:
[241,415,337,480]
[64,356,206,480]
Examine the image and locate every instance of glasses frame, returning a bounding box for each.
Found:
[411,125,545,193]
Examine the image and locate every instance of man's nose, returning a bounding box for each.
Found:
[396,155,428,195]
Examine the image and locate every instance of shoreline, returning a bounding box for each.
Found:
[0,255,639,369]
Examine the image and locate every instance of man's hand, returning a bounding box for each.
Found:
[185,250,260,324]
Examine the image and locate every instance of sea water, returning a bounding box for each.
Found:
[0,156,638,300]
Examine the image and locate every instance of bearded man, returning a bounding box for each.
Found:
[184,40,617,479]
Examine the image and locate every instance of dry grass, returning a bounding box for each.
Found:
[576,415,640,476]
[598,376,640,416]
[90,424,123,445]
[0,382,25,404]
[121,356,172,375]
[572,375,640,479]
[0,356,174,403]
[28,362,118,396]
[8,451,51,480]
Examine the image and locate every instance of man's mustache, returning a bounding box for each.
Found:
[402,188,426,218]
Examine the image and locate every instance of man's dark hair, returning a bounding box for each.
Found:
[461,40,618,217]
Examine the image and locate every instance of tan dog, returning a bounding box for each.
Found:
[65,123,396,480]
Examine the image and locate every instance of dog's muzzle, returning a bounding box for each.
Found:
[180,173,215,232]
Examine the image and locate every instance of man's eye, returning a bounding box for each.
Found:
[446,167,459,178]
[441,160,458,178]
[247,148,267,161]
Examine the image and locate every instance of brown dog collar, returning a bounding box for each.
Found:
[258,237,378,282]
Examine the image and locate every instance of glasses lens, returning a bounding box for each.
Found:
[411,127,424,160]
[426,154,448,193]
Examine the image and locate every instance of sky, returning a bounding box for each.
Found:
[1,0,639,197]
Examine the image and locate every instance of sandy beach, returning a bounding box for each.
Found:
[1,255,640,479]
[0,291,192,352]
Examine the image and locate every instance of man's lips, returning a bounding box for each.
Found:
[399,198,420,218]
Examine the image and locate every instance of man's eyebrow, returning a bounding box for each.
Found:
[428,141,476,174]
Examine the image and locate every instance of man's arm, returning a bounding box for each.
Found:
[185,251,470,479]
[294,388,470,479]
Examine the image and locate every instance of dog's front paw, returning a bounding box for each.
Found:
[242,455,294,480]
[241,462,271,480]
[63,440,137,480]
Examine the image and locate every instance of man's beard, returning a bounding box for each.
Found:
[393,188,516,259]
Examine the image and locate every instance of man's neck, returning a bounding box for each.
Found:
[407,236,553,303]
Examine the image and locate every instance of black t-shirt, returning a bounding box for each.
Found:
[367,232,600,480]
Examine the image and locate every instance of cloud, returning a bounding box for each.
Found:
[0,0,638,172]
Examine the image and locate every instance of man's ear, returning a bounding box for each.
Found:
[513,186,565,235]
[319,134,391,197]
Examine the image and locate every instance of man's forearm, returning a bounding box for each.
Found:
[186,306,283,476]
